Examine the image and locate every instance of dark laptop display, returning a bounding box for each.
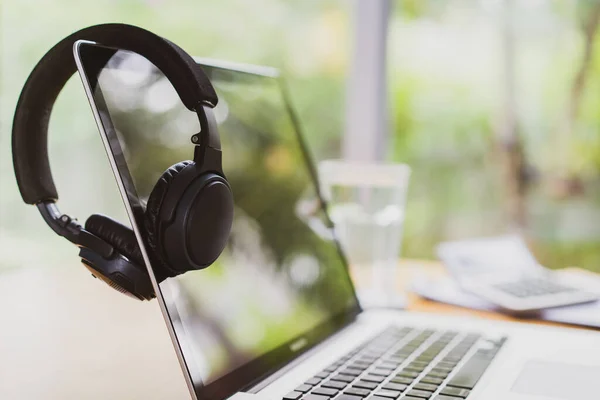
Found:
[76,45,360,400]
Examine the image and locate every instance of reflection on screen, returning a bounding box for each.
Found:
[82,47,358,392]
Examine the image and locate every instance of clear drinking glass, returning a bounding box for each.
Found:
[319,160,411,308]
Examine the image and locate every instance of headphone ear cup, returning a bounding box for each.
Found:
[145,161,192,277]
[85,214,144,266]
[83,214,155,300]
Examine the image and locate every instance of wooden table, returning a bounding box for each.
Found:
[0,260,593,399]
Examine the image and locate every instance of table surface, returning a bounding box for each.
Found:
[0,260,593,399]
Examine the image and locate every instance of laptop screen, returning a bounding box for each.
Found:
[76,44,360,400]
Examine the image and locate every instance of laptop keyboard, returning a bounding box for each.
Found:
[493,277,576,298]
[283,326,505,400]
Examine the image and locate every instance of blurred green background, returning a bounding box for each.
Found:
[1,0,599,273]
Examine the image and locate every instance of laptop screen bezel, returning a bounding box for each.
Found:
[74,42,362,400]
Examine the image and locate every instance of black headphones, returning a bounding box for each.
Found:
[12,23,234,300]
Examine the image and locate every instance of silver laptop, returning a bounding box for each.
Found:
[74,42,600,400]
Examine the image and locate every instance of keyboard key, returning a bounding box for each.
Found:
[360,356,379,363]
[306,378,322,386]
[410,361,429,368]
[341,368,363,377]
[295,384,312,393]
[397,370,420,379]
[447,350,496,389]
[426,370,448,379]
[367,396,390,400]
[352,380,376,390]
[375,364,396,371]
[381,362,402,370]
[390,376,414,385]
[312,387,339,397]
[406,389,433,399]
[315,371,330,379]
[283,391,303,400]
[382,383,407,392]
[362,374,385,383]
[344,387,371,397]
[415,356,434,363]
[443,356,462,363]
[404,365,425,373]
[325,363,343,372]
[336,394,363,400]
[370,368,392,376]
[414,383,439,392]
[436,362,456,369]
[384,357,405,364]
[373,389,402,399]
[349,362,370,370]
[432,396,462,400]
[421,376,444,385]
[303,395,330,400]
[322,380,347,390]
[396,349,414,356]
[332,374,356,383]
[440,387,470,398]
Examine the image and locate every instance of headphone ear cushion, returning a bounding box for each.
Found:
[85,214,145,267]
[145,161,193,277]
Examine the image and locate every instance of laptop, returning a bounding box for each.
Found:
[74,43,600,400]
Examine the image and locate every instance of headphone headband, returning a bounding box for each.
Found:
[13,23,218,205]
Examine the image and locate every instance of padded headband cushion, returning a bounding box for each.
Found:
[13,23,217,205]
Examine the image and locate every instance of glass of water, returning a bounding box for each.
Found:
[319,160,410,308]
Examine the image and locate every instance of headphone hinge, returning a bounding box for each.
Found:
[195,105,221,150]
[194,145,223,174]
[37,202,78,240]
[36,202,114,258]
